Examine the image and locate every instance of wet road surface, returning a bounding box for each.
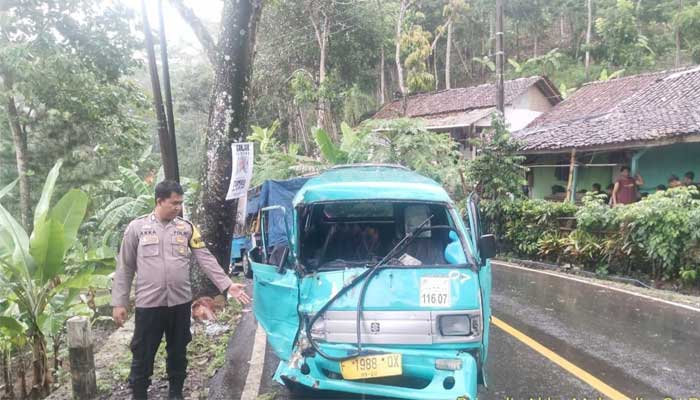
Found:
[211,262,700,399]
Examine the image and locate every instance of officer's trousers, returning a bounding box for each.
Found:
[128,302,192,389]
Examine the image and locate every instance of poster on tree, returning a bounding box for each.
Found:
[226,142,254,200]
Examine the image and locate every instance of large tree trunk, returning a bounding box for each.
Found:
[5,92,30,230]
[395,0,408,98]
[585,0,592,80]
[190,0,263,298]
[445,21,452,90]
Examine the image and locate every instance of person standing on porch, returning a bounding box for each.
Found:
[612,166,644,206]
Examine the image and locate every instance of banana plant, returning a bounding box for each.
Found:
[0,160,114,395]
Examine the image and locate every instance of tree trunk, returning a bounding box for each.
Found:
[515,22,520,60]
[159,0,180,184]
[495,0,504,113]
[310,9,331,135]
[559,13,565,47]
[142,0,179,182]
[18,348,27,399]
[5,93,30,230]
[433,49,439,90]
[585,0,592,80]
[675,0,683,67]
[169,0,218,65]
[2,349,14,400]
[533,35,538,58]
[31,333,50,395]
[52,333,62,379]
[379,46,386,104]
[395,0,408,98]
[190,0,263,298]
[453,37,470,83]
[445,21,452,89]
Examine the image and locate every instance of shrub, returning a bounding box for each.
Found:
[483,186,700,285]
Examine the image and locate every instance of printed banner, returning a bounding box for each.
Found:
[225,142,254,200]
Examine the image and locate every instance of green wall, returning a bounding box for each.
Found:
[636,142,700,192]
[530,142,700,199]
[531,166,612,199]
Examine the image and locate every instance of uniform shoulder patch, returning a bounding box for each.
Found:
[179,219,205,249]
[189,225,206,249]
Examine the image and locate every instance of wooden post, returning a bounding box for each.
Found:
[67,317,96,400]
[565,149,577,202]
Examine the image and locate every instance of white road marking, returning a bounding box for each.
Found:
[240,322,268,400]
[493,260,700,313]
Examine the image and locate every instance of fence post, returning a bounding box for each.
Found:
[67,316,97,399]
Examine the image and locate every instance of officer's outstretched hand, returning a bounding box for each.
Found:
[113,306,127,328]
[228,283,251,305]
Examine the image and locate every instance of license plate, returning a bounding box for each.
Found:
[340,353,402,380]
[420,276,451,307]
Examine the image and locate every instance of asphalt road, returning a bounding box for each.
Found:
[210,262,700,399]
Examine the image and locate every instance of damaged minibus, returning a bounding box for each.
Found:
[250,164,495,400]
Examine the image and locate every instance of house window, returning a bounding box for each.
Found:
[554,162,570,181]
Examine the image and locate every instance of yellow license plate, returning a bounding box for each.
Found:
[340,353,402,380]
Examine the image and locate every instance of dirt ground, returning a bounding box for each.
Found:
[45,297,241,400]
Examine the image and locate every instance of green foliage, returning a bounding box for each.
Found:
[676,4,700,63]
[615,187,700,279]
[313,127,349,165]
[0,161,114,391]
[248,121,321,185]
[482,198,576,258]
[360,118,463,191]
[0,0,148,218]
[466,114,527,201]
[595,0,656,67]
[401,25,435,93]
[487,187,700,285]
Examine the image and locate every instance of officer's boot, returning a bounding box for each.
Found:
[168,379,184,400]
[131,383,148,400]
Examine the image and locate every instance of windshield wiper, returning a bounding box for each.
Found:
[305,215,434,362]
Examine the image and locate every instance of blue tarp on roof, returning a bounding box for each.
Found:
[257,177,310,246]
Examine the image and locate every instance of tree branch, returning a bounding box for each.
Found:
[169,0,218,65]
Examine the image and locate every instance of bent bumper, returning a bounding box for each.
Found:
[274,345,478,400]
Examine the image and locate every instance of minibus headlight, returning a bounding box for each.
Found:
[438,314,471,336]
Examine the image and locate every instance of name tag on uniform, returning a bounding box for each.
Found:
[142,235,159,245]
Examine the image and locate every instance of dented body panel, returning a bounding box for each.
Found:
[251,166,491,400]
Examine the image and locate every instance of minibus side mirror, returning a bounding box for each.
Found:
[478,234,497,261]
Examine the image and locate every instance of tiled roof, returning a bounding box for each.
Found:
[514,67,700,152]
[373,76,560,119]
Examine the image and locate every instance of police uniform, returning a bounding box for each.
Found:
[111,213,233,399]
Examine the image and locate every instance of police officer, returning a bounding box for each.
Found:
[111,180,251,400]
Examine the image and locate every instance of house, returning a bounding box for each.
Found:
[513,66,700,201]
[372,76,562,156]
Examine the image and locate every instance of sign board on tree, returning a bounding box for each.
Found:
[226,142,254,200]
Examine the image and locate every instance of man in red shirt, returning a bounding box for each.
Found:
[612,166,644,206]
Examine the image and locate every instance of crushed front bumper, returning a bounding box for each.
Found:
[274,344,478,400]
